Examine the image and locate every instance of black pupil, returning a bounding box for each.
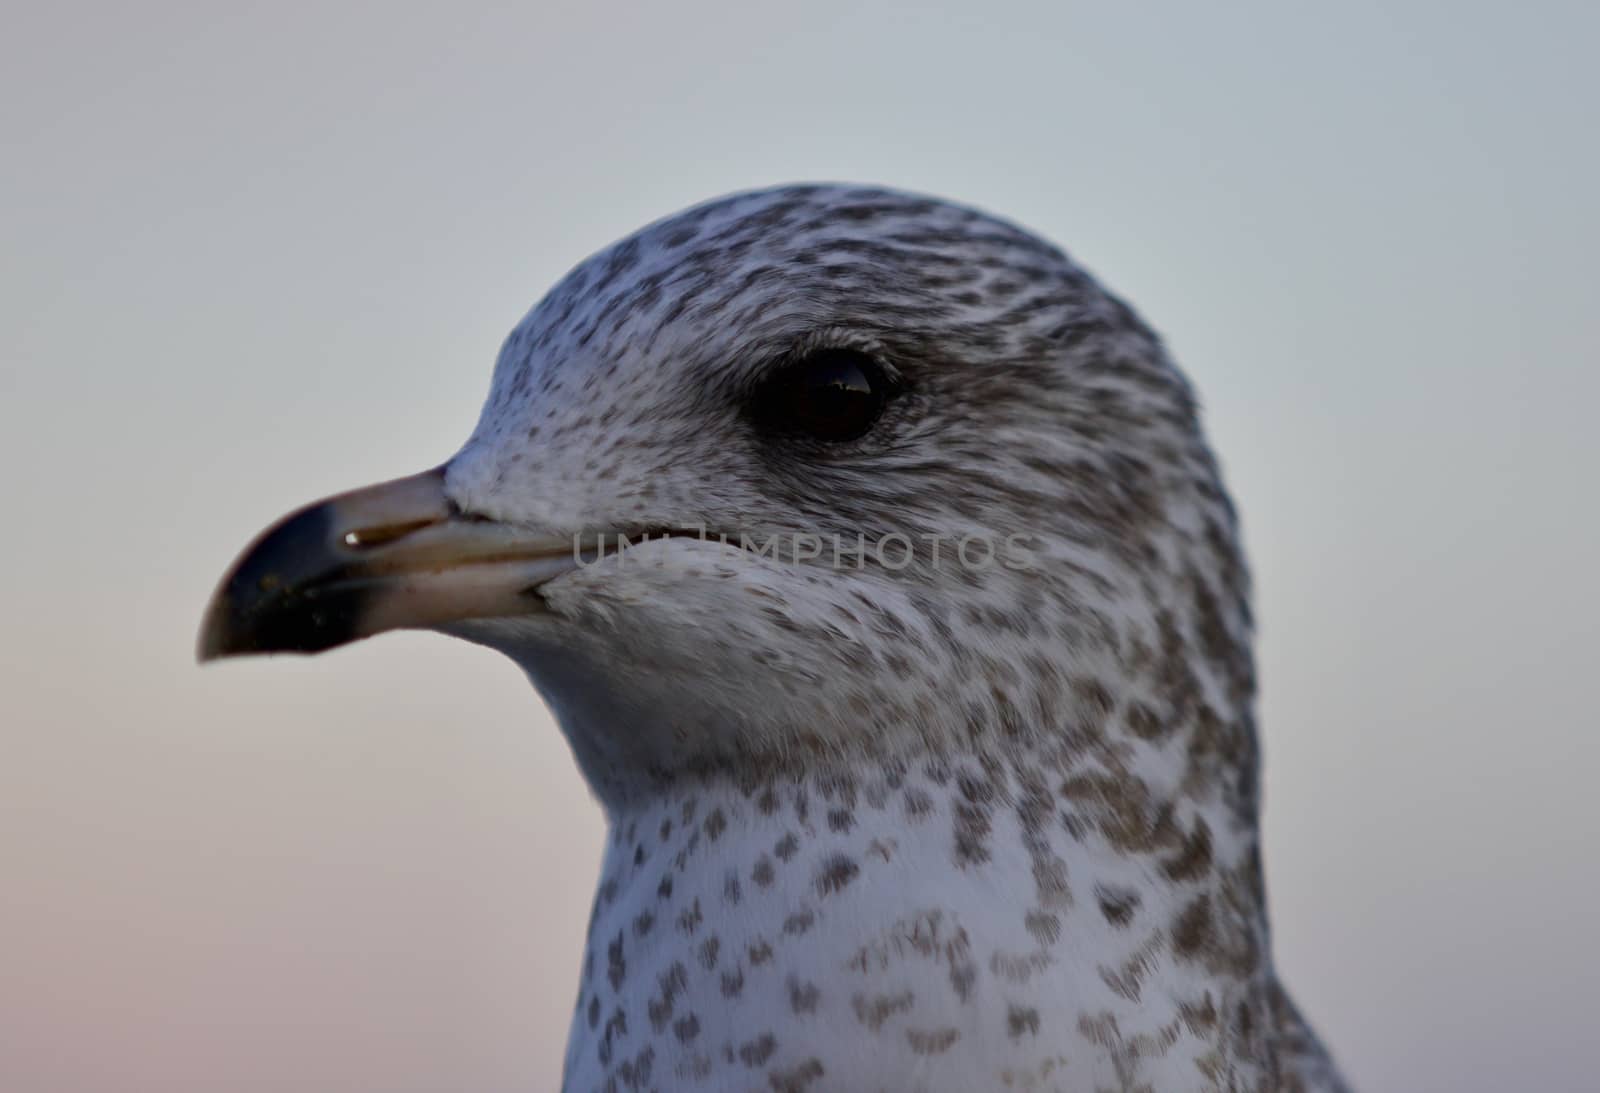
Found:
[758,349,888,442]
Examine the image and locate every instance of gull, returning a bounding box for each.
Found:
[200,184,1349,1092]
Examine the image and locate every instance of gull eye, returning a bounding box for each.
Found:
[751,348,894,443]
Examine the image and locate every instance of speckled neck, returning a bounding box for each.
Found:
[559,738,1338,1092]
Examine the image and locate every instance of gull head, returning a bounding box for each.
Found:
[200,184,1252,806]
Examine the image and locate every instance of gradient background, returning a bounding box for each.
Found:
[3,3,1596,1090]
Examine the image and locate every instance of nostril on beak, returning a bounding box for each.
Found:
[341,518,440,550]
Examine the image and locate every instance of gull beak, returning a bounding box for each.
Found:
[197,467,577,661]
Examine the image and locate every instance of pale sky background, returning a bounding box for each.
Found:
[2,2,1595,1091]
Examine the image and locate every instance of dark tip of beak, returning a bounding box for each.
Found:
[197,500,376,661]
[198,466,455,662]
